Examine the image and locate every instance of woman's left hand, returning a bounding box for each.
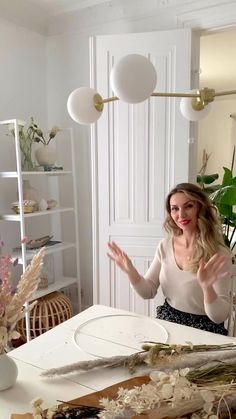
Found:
[197,253,230,290]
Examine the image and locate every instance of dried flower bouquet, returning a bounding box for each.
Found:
[0,247,44,354]
[7,118,60,170]
[38,341,236,417]
[99,367,236,418]
[31,363,236,419]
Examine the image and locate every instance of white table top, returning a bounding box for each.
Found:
[2,304,236,418]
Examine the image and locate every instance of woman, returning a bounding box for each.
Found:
[107,182,232,335]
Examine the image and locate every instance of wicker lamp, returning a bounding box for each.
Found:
[17,291,73,341]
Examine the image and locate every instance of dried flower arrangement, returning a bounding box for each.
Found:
[0,244,44,354]
[8,117,60,147]
[30,361,236,419]
[27,342,236,418]
[98,367,236,418]
[7,118,60,170]
[30,119,60,147]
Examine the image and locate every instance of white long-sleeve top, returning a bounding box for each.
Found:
[132,237,232,324]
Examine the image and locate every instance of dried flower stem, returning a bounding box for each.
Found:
[41,342,236,378]
[187,361,236,385]
[40,353,146,377]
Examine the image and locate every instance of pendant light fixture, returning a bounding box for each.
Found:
[67,53,236,125]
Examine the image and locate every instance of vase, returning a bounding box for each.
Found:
[22,180,39,207]
[0,353,18,391]
[20,139,34,171]
[35,144,57,167]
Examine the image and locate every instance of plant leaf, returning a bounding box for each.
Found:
[222,167,233,186]
[197,174,219,185]
[209,185,236,205]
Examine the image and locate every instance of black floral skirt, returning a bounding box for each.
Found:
[156,300,228,336]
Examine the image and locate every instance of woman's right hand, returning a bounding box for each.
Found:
[107,242,134,275]
[107,242,141,285]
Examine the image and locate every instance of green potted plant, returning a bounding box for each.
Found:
[197,147,236,251]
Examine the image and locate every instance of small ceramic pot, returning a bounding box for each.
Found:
[35,144,57,167]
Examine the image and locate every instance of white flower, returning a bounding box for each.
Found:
[161,383,173,399]
[46,405,58,419]
[30,397,44,407]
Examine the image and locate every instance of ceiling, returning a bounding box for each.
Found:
[0,0,112,33]
[1,0,236,36]
[24,0,111,15]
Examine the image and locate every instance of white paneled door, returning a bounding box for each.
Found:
[90,29,198,316]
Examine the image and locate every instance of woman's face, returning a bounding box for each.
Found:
[169,192,198,232]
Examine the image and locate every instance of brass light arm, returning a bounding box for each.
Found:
[93,94,119,112]
[214,90,236,97]
[103,96,119,103]
[151,92,199,98]
[94,87,236,114]
[100,90,204,103]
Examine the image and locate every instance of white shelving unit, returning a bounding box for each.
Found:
[0,119,81,341]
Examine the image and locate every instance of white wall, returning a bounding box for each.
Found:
[46,33,93,306]
[0,19,46,123]
[0,19,47,250]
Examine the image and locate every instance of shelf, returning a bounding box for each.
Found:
[0,170,72,177]
[0,119,25,126]
[0,206,74,221]
[29,276,77,301]
[13,242,76,263]
[0,118,81,338]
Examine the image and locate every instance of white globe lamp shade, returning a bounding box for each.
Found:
[67,87,103,125]
[180,93,211,122]
[110,54,157,104]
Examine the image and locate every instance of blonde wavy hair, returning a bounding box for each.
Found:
[163,183,228,273]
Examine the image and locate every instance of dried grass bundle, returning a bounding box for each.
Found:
[41,341,236,377]
[0,247,44,353]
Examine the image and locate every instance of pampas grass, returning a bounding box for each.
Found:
[41,342,236,377]
[0,247,44,353]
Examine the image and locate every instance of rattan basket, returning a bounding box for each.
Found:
[17,291,73,341]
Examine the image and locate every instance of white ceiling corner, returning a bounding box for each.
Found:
[0,0,236,35]
[27,0,111,16]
